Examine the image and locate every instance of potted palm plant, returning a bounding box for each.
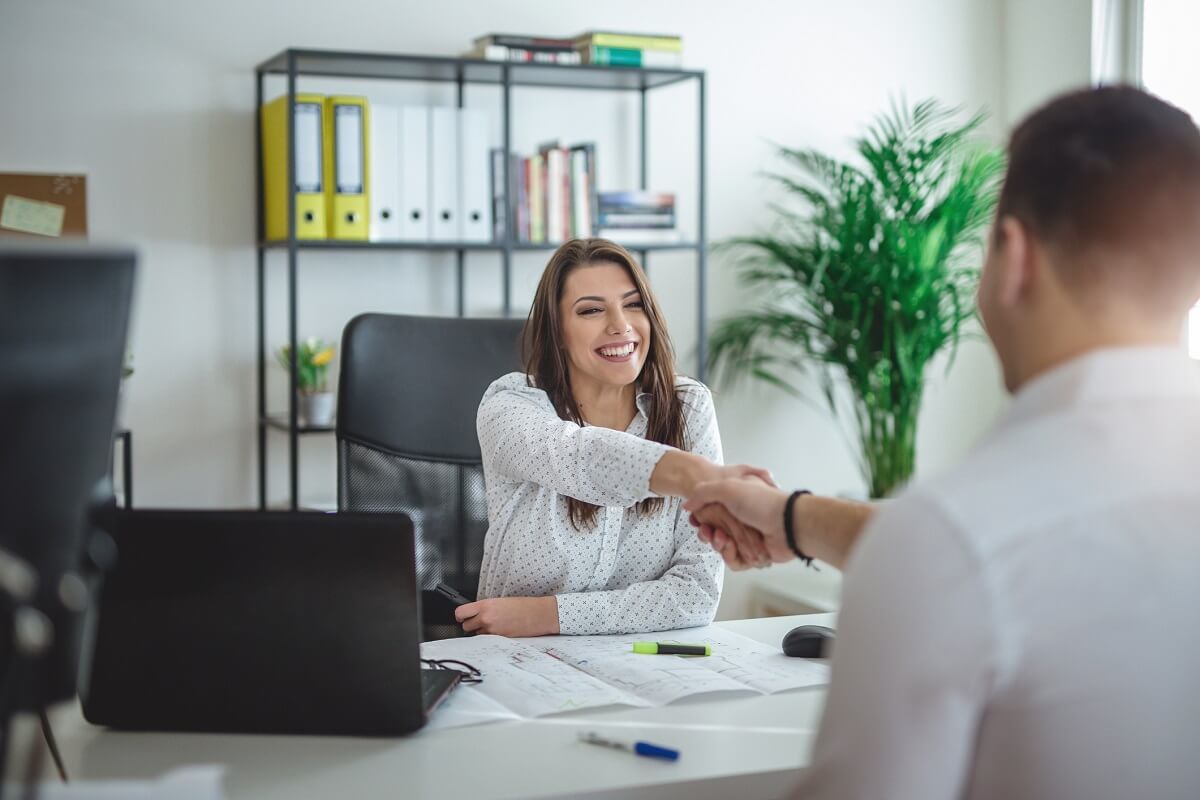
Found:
[277,337,336,427]
[709,100,1004,498]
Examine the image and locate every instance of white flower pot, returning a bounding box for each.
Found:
[299,391,335,428]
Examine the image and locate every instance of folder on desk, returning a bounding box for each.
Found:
[399,106,430,241]
[458,109,492,243]
[324,96,369,240]
[369,104,401,241]
[261,93,327,240]
[429,107,460,242]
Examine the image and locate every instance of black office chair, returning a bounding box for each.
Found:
[336,313,525,637]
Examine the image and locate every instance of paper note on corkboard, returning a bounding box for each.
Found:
[0,173,87,238]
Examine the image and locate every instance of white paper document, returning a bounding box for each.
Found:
[12,765,225,800]
[420,625,828,729]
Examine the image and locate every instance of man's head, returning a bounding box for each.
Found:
[979,86,1200,391]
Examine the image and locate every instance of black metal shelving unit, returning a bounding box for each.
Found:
[255,48,707,510]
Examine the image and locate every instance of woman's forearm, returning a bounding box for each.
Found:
[648,450,716,498]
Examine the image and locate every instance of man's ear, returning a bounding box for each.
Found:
[994,215,1035,308]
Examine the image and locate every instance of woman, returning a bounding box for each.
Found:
[455,238,770,637]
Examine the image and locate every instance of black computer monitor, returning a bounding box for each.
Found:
[0,243,134,712]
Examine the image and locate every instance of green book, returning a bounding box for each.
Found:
[582,45,682,69]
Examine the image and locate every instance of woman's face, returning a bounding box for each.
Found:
[558,261,652,389]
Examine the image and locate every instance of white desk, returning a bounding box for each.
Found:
[37,614,832,800]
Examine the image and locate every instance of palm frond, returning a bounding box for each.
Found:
[712,98,1004,497]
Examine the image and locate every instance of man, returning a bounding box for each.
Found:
[686,86,1200,799]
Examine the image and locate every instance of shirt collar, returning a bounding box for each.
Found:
[999,345,1200,430]
[634,388,653,417]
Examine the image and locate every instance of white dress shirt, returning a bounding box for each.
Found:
[475,372,724,635]
[797,347,1200,800]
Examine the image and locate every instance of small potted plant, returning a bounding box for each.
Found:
[276,337,336,427]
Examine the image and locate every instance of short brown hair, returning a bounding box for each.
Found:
[998,86,1200,308]
[523,238,687,529]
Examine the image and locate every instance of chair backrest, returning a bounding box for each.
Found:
[336,313,525,598]
[0,243,134,710]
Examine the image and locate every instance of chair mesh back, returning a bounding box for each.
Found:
[338,440,488,595]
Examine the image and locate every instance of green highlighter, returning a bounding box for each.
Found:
[632,642,711,656]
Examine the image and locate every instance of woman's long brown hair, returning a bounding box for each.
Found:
[523,238,687,529]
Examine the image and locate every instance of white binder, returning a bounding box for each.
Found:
[429,107,460,242]
[368,104,401,241]
[399,106,430,241]
[458,109,493,243]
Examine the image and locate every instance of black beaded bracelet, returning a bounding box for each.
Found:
[783,489,814,566]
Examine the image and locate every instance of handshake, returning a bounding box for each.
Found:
[682,470,798,571]
[652,452,869,571]
[679,464,870,572]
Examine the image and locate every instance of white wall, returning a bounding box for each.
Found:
[1002,0,1094,125]
[2,0,1025,615]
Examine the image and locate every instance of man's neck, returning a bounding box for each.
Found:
[1012,317,1185,392]
[570,374,637,430]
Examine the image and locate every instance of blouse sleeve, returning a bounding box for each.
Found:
[477,374,671,508]
[554,382,726,634]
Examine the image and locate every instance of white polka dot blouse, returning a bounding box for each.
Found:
[475,371,725,635]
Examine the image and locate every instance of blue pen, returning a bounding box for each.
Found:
[578,731,680,761]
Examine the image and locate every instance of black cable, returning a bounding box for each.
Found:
[37,710,64,782]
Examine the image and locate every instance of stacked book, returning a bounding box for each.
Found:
[466,33,582,64]
[466,31,684,69]
[596,191,681,245]
[574,31,683,69]
[492,141,598,244]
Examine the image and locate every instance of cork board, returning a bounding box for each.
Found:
[0,173,88,239]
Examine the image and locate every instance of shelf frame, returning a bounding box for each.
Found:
[255,48,707,510]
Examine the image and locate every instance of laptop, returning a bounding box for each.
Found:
[80,510,460,736]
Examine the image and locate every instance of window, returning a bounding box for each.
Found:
[1140,0,1200,357]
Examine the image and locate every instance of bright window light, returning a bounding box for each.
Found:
[1190,305,1200,359]
[1141,0,1200,358]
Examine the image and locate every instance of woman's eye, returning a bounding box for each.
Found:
[579,307,602,316]
[625,301,644,310]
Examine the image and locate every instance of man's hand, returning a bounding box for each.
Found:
[684,479,797,565]
[687,481,877,570]
[454,596,560,637]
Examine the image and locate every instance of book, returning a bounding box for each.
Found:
[517,155,529,241]
[537,141,563,243]
[475,33,578,50]
[528,153,545,243]
[570,150,588,237]
[578,45,682,68]
[489,148,506,241]
[571,142,599,235]
[504,142,599,243]
[574,31,683,52]
[599,190,676,211]
[598,227,684,245]
[598,211,676,228]
[465,43,582,64]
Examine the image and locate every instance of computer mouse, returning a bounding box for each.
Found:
[781,625,835,658]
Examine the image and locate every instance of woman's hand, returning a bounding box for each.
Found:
[713,462,778,488]
[454,596,561,637]
[690,499,774,569]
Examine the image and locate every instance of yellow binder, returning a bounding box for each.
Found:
[324,96,370,240]
[261,93,327,241]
